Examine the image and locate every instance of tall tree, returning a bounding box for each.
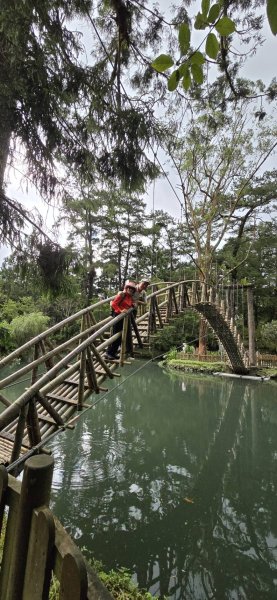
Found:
[0,0,163,249]
[99,189,148,289]
[164,100,277,352]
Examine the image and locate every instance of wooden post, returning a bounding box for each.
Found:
[23,507,55,600]
[191,281,197,304]
[26,344,42,448]
[0,464,8,532]
[10,405,28,468]
[120,314,129,366]
[6,455,54,600]
[200,282,207,302]
[247,286,256,366]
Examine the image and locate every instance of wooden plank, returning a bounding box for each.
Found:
[23,507,55,600]
[0,431,29,449]
[60,552,88,600]
[64,378,86,387]
[45,393,90,408]
[0,486,20,598]
[37,413,59,426]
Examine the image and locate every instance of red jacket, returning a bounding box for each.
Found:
[111,292,134,314]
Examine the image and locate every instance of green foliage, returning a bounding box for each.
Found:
[167,346,178,359]
[0,321,13,354]
[260,321,277,352]
[179,23,190,56]
[167,359,226,371]
[151,316,185,353]
[93,563,157,600]
[215,16,236,36]
[267,0,277,35]
[151,3,236,92]
[9,312,50,346]
[206,33,219,59]
[0,296,36,322]
[151,54,174,73]
[49,576,60,600]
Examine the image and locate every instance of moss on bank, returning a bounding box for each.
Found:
[164,359,226,374]
[162,359,277,379]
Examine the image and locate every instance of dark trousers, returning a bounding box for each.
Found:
[107,312,132,356]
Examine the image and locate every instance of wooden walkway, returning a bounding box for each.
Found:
[0,281,249,471]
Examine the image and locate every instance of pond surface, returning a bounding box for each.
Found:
[2,360,277,599]
[45,361,277,600]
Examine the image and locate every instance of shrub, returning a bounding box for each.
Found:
[259,321,277,352]
[9,312,50,346]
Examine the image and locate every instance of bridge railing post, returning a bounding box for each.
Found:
[191,282,197,305]
[200,283,207,302]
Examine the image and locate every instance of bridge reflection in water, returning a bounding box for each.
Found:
[48,363,277,600]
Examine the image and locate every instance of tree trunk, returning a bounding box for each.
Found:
[0,102,12,191]
[247,286,256,366]
[198,318,207,356]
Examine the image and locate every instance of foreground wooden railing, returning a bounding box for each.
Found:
[0,455,112,600]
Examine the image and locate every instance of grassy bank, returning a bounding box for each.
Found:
[164,359,226,373]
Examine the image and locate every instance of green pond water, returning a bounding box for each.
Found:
[2,360,277,599]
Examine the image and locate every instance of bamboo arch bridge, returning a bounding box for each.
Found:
[0,280,255,473]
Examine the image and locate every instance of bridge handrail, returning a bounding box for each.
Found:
[0,280,196,370]
[0,310,135,431]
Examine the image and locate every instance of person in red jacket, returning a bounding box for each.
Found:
[105,281,136,360]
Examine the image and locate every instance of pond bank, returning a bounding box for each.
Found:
[161,358,277,379]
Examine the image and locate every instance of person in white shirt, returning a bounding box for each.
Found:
[133,279,150,317]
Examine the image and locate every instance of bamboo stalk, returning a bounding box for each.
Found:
[39,339,54,370]
[120,315,129,366]
[86,347,99,394]
[37,393,65,427]
[0,319,110,391]
[153,297,163,328]
[10,407,28,465]
[26,398,41,448]
[90,343,114,378]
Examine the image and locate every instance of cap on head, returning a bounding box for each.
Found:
[124,280,136,291]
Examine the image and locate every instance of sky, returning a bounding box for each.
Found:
[1,1,276,264]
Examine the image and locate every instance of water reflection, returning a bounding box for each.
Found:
[47,364,277,599]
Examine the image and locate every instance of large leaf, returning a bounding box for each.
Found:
[206,32,219,58]
[215,16,236,36]
[151,54,174,72]
[179,23,191,55]
[202,0,210,17]
[182,68,192,91]
[194,12,206,30]
[207,3,221,23]
[189,50,205,65]
[168,70,180,91]
[191,63,204,84]
[267,0,277,35]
